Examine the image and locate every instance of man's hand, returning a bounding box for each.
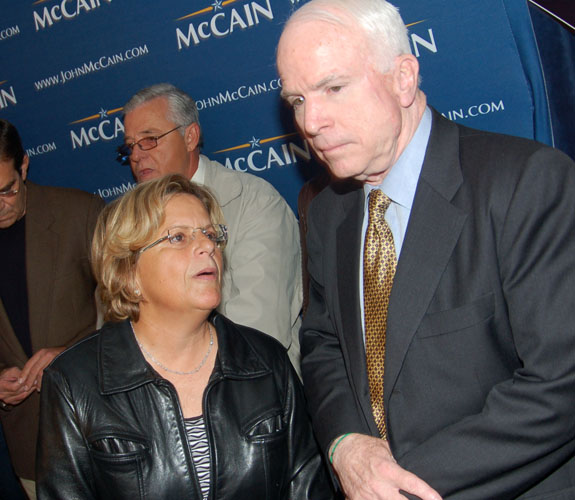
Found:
[0,366,34,406]
[19,347,66,393]
[331,433,442,500]
[0,347,65,407]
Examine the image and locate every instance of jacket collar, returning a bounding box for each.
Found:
[210,314,271,379]
[98,320,153,395]
[384,108,467,404]
[198,155,242,207]
[98,315,270,395]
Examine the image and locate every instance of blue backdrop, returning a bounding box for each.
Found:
[0,0,565,212]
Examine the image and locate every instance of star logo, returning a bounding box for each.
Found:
[249,136,261,149]
[212,0,223,11]
[98,108,108,120]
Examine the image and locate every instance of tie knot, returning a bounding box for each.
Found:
[368,189,391,219]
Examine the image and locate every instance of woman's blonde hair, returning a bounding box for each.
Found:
[92,174,225,322]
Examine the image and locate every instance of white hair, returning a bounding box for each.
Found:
[284,0,412,73]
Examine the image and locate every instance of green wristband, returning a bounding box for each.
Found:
[329,433,351,464]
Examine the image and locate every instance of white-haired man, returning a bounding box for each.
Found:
[277,0,575,498]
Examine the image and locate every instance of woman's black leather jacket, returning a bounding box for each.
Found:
[36,315,333,499]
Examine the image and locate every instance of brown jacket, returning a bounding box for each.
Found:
[0,181,104,479]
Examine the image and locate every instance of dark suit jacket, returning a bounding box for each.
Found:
[302,110,575,499]
[0,181,104,479]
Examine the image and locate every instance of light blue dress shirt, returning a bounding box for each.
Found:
[359,106,432,335]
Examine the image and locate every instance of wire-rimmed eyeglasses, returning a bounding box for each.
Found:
[139,224,228,254]
[0,187,19,198]
[0,176,21,199]
[116,125,182,165]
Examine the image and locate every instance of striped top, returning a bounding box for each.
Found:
[184,416,211,499]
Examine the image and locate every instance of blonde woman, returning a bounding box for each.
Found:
[36,174,332,500]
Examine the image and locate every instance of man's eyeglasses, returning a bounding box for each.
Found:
[0,177,21,198]
[139,224,228,254]
[0,187,19,198]
[116,125,182,165]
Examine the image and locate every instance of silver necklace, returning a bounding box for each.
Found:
[131,322,214,375]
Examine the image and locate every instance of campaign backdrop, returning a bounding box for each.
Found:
[0,0,563,213]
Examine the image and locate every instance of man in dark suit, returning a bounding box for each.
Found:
[0,119,104,497]
[277,1,575,499]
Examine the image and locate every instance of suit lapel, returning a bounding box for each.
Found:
[25,183,58,350]
[384,111,468,404]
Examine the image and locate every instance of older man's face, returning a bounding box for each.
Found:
[123,97,193,183]
[278,19,404,185]
[0,158,27,229]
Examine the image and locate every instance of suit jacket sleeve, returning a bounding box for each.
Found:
[301,190,373,455]
[283,347,335,499]
[397,146,575,499]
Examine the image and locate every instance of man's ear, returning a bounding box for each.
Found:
[394,54,420,108]
[184,123,201,152]
[20,154,30,181]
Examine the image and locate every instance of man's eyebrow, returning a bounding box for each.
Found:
[0,178,16,192]
[280,89,297,100]
[312,74,340,90]
[280,74,343,99]
[125,127,162,138]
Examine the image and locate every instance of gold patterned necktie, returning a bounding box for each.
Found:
[363,189,397,439]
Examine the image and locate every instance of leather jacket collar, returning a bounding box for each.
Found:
[98,314,272,395]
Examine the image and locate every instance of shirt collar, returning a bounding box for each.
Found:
[191,154,208,184]
[364,106,432,208]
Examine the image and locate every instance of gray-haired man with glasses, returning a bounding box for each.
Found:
[0,119,104,498]
[120,83,303,373]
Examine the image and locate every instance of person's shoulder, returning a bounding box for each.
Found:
[460,127,573,189]
[307,178,362,228]
[203,157,284,199]
[47,330,100,376]
[428,116,575,214]
[425,111,573,189]
[215,314,289,365]
[430,107,568,167]
[314,178,361,202]
[458,124,546,156]
[28,181,104,209]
